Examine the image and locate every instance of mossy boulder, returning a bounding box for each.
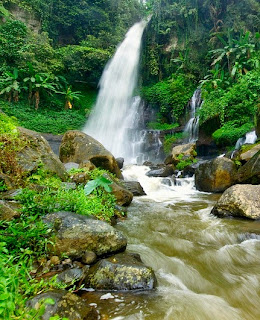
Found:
[43,211,127,259]
[195,157,237,193]
[59,130,123,179]
[17,127,67,180]
[165,143,196,165]
[85,252,156,291]
[27,290,98,320]
[237,150,260,184]
[0,200,21,221]
[211,184,260,220]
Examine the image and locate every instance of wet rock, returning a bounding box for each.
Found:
[64,162,79,171]
[195,157,237,193]
[165,143,196,165]
[43,211,127,258]
[27,290,98,320]
[116,157,124,169]
[211,184,260,220]
[17,127,67,180]
[161,178,172,186]
[120,181,146,196]
[110,181,133,206]
[85,252,156,291]
[237,150,260,184]
[0,200,21,220]
[143,161,154,167]
[56,267,86,286]
[146,165,174,177]
[59,130,123,179]
[239,144,260,162]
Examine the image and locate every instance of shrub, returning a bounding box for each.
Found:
[212,121,253,146]
[141,74,195,123]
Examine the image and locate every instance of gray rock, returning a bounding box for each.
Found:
[195,157,237,193]
[27,290,98,320]
[120,181,146,196]
[43,211,127,258]
[211,184,260,220]
[17,127,67,180]
[59,130,123,179]
[85,252,156,291]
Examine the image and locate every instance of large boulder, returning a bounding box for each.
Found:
[237,150,260,184]
[59,130,123,179]
[27,290,98,320]
[17,127,67,180]
[195,157,237,193]
[165,143,196,165]
[43,211,127,258]
[211,184,260,220]
[85,252,156,291]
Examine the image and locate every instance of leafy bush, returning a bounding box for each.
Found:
[212,121,253,146]
[200,70,260,126]
[163,132,184,154]
[148,122,179,130]
[141,74,195,123]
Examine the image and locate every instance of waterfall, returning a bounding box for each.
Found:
[83,20,148,163]
[234,130,257,150]
[183,89,203,143]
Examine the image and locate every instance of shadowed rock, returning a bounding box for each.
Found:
[59,130,123,179]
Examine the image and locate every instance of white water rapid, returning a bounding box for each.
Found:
[83,20,147,162]
[184,89,203,143]
[234,130,257,150]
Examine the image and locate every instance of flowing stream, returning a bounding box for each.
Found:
[83,166,260,320]
[81,20,260,320]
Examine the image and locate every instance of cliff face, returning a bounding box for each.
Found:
[7,3,41,33]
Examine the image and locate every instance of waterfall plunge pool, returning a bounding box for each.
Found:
[81,165,260,320]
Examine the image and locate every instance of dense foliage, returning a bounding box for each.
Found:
[141,0,260,147]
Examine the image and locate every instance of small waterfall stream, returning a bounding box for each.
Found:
[184,89,203,143]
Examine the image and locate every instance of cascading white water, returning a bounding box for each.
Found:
[234,130,257,150]
[184,89,203,143]
[83,20,147,162]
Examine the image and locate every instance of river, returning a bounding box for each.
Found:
[83,165,260,320]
